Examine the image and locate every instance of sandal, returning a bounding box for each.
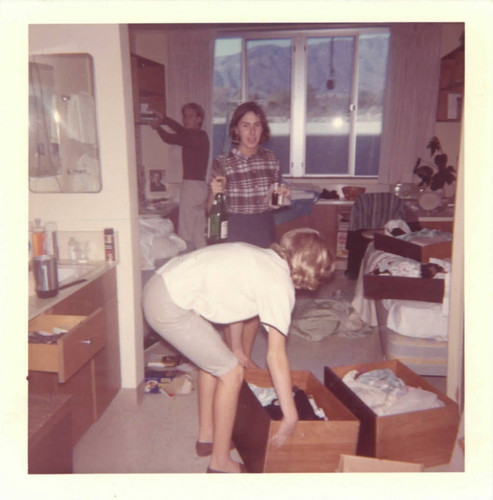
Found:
[196,440,235,457]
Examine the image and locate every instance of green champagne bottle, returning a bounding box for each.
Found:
[207,193,228,244]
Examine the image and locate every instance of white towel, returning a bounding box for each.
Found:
[66,91,97,145]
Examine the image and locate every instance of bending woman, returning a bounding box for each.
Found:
[142,228,333,473]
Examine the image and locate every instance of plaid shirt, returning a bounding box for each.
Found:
[211,147,282,214]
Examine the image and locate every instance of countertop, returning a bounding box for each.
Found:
[29,260,117,320]
[139,200,178,218]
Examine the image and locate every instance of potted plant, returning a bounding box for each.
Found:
[413,136,457,192]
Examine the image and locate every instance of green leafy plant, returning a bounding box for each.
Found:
[413,136,457,191]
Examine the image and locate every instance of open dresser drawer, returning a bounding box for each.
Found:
[29,309,105,383]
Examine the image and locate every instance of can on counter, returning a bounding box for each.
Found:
[104,228,115,263]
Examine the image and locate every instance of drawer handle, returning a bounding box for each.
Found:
[80,338,93,345]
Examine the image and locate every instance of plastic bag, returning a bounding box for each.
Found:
[139,217,186,270]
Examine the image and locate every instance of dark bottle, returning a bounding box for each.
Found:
[271,182,283,207]
[207,193,228,244]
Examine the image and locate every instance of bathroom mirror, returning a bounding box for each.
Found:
[29,53,102,192]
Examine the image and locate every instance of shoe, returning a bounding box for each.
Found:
[196,440,235,457]
[196,441,213,457]
[206,463,248,473]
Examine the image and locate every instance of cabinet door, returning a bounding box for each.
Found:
[93,296,121,419]
[28,362,95,446]
[131,54,166,118]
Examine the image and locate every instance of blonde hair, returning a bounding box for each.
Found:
[271,228,334,291]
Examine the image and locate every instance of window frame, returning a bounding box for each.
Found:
[214,26,390,179]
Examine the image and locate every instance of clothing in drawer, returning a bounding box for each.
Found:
[28,309,106,383]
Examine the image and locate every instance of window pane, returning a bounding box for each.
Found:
[246,39,292,175]
[354,33,390,176]
[305,36,354,175]
[212,38,242,159]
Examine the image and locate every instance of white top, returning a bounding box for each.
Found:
[157,243,295,335]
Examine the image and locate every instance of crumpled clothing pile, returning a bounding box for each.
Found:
[289,299,372,341]
[342,368,444,416]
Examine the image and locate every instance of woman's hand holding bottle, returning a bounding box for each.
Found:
[210,176,227,195]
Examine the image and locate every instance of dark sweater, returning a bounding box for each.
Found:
[156,116,209,181]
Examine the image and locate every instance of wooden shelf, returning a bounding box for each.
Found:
[436,45,464,122]
[131,53,166,119]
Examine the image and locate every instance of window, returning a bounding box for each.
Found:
[212,28,390,178]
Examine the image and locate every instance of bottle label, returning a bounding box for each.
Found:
[220,220,228,239]
[104,232,115,262]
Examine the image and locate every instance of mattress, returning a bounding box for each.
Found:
[376,300,447,377]
[379,326,448,377]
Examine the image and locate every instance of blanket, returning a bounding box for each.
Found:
[289,298,372,341]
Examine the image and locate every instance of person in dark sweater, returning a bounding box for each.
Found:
[151,103,210,248]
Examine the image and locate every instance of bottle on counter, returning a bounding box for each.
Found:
[44,221,59,260]
[207,193,228,244]
[32,219,46,257]
[104,228,116,263]
[68,237,79,262]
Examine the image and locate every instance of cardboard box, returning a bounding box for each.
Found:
[374,232,452,263]
[363,273,444,303]
[324,360,460,467]
[337,454,424,472]
[233,369,360,473]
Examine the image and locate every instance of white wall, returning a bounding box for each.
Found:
[29,24,144,391]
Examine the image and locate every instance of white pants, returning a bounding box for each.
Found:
[178,179,208,249]
[142,274,238,377]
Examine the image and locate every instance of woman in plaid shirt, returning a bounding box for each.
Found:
[209,101,290,368]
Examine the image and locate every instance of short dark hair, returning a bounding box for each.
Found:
[229,101,270,144]
[182,103,205,128]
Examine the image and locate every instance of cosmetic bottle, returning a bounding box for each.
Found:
[44,221,59,260]
[32,219,46,257]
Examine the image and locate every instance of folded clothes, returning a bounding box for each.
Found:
[342,369,444,416]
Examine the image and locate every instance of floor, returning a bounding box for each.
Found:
[72,269,459,476]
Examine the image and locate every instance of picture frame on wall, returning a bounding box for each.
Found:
[149,169,167,193]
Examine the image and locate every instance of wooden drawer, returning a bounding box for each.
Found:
[233,369,360,472]
[50,268,116,316]
[324,360,460,467]
[29,309,106,383]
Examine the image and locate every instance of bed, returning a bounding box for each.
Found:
[351,240,451,376]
